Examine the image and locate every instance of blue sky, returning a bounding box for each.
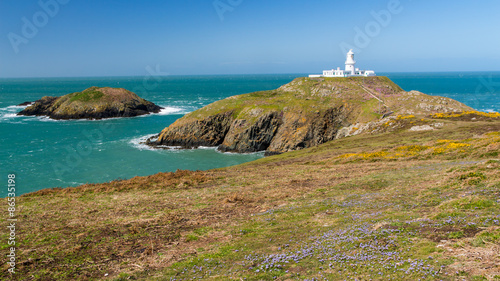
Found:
[1,0,499,77]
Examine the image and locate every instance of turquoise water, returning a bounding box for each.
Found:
[382,72,500,113]
[1,72,499,196]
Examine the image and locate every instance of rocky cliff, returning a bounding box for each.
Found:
[147,77,473,155]
[18,87,162,120]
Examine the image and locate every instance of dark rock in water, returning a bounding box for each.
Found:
[17,87,162,120]
[17,101,33,106]
[147,76,474,155]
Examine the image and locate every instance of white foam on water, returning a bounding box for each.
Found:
[198,146,217,150]
[215,149,266,156]
[128,134,220,152]
[158,106,183,115]
[129,134,158,151]
[0,105,25,121]
[157,106,195,116]
[37,116,66,122]
[2,113,18,119]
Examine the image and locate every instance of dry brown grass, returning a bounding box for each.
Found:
[3,119,500,280]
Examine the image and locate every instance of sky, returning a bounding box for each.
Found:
[1,0,500,78]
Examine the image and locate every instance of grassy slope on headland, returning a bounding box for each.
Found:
[2,113,500,281]
[166,76,469,128]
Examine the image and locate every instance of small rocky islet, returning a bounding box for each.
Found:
[146,76,473,155]
[17,86,162,120]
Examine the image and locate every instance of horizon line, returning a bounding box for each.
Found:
[2,70,500,80]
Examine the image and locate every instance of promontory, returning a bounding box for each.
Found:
[147,76,472,155]
[18,86,162,120]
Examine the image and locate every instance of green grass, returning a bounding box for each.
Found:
[69,87,104,102]
[185,76,404,124]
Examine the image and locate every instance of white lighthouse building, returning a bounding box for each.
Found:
[309,49,376,78]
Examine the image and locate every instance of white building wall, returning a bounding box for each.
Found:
[308,50,375,78]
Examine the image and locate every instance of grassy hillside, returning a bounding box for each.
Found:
[3,113,500,280]
[181,77,406,125]
[153,77,473,155]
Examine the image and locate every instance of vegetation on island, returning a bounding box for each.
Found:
[68,87,105,102]
[17,87,162,120]
[3,112,500,281]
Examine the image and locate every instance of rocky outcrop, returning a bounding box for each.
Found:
[17,101,33,106]
[153,112,234,148]
[219,112,282,153]
[147,77,473,155]
[147,108,351,155]
[18,87,162,120]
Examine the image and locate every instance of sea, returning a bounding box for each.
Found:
[1,72,499,197]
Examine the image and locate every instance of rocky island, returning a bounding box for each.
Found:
[18,86,162,120]
[147,76,472,154]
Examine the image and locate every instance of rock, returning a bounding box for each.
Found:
[219,112,283,153]
[409,125,435,132]
[150,111,234,148]
[17,87,162,120]
[17,101,33,106]
[147,76,473,155]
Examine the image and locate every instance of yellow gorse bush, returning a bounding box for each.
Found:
[431,111,500,119]
[396,115,415,120]
[433,142,471,154]
[396,145,430,152]
[337,131,500,161]
[339,141,475,160]
[359,151,389,159]
[340,153,358,159]
[436,139,453,144]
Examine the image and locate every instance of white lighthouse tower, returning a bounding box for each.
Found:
[345,49,356,75]
[309,49,376,78]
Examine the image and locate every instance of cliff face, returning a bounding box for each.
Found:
[148,107,353,155]
[147,77,473,155]
[155,111,234,148]
[18,87,162,120]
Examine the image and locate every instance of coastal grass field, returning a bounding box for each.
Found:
[3,113,500,280]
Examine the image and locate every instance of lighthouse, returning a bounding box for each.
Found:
[345,49,356,76]
[309,49,376,78]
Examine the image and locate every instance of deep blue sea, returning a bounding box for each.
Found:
[1,72,499,196]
